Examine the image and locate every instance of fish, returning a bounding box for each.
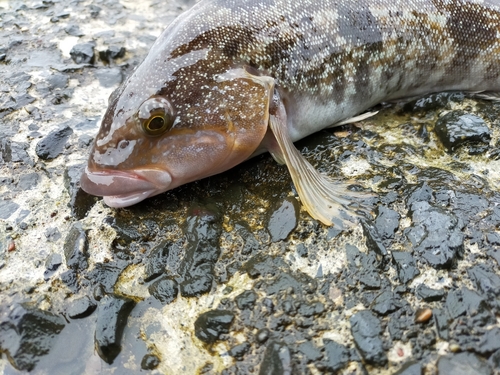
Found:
[80,0,500,227]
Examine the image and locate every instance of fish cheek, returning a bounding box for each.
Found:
[217,76,274,161]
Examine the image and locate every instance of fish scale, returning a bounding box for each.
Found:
[81,0,500,226]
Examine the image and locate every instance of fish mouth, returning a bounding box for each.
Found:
[80,167,172,208]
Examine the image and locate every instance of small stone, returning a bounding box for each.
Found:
[228,342,251,360]
[194,310,234,344]
[435,111,490,152]
[94,295,136,364]
[69,43,95,64]
[361,219,388,256]
[63,223,89,271]
[148,277,178,304]
[259,341,292,375]
[350,310,387,365]
[256,329,270,343]
[371,291,402,315]
[416,285,445,302]
[65,24,85,37]
[392,251,420,283]
[235,290,257,310]
[0,303,65,371]
[297,341,322,363]
[67,296,97,319]
[267,197,300,242]
[322,339,349,373]
[393,361,422,375]
[44,253,63,280]
[374,206,400,241]
[36,126,73,160]
[437,352,492,375]
[141,354,160,370]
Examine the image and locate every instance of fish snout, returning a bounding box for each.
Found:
[80,167,172,207]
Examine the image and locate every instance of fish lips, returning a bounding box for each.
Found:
[80,167,172,207]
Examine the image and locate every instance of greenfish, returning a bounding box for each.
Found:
[81,0,500,226]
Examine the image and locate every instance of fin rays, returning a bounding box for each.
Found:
[268,93,374,228]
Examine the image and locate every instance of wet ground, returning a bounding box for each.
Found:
[1,0,500,374]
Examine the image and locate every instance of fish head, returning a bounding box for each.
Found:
[81,61,274,207]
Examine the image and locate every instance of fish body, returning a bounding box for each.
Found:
[81,0,500,225]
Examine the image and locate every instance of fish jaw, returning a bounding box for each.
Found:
[80,167,172,207]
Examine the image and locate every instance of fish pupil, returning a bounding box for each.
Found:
[148,116,165,131]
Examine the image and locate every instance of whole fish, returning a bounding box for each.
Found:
[80,0,500,226]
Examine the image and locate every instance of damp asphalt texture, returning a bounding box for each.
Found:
[1,1,500,374]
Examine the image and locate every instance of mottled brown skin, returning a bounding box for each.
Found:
[81,0,500,220]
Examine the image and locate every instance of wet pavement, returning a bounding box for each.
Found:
[1,1,500,374]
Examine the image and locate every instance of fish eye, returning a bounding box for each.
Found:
[138,96,175,136]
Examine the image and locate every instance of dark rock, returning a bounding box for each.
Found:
[435,111,491,152]
[437,352,492,375]
[259,341,292,375]
[298,341,322,363]
[88,261,129,294]
[296,243,308,257]
[178,202,222,297]
[477,327,500,355]
[235,222,260,255]
[89,5,101,17]
[361,219,388,256]
[0,199,19,219]
[63,222,89,271]
[467,264,500,296]
[78,134,93,148]
[256,329,270,343]
[490,350,500,371]
[141,354,160,370]
[46,73,68,90]
[60,270,78,293]
[445,287,495,332]
[264,271,316,297]
[148,277,178,304]
[17,173,39,191]
[374,206,400,241]
[393,361,422,375]
[64,164,98,220]
[235,290,257,310]
[243,253,289,279]
[144,240,176,282]
[44,253,62,280]
[69,43,94,64]
[267,197,300,242]
[99,46,126,63]
[432,309,451,340]
[371,291,402,315]
[405,201,463,269]
[194,310,234,344]
[392,251,420,283]
[322,339,349,372]
[94,294,136,364]
[95,68,123,88]
[67,296,97,319]
[350,310,387,365]
[416,285,445,302]
[65,25,85,37]
[228,342,251,360]
[104,215,142,244]
[45,227,61,242]
[0,303,65,371]
[345,244,381,289]
[36,126,73,160]
[406,183,433,209]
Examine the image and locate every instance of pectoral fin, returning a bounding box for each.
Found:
[267,91,374,227]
